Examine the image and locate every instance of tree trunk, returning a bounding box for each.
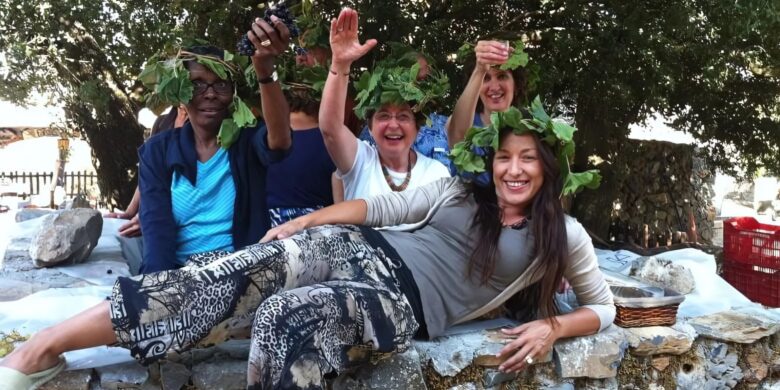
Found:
[53,26,144,209]
[570,95,628,239]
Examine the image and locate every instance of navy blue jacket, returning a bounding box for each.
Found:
[138,121,289,273]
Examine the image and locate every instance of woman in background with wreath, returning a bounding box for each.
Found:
[319,9,451,204]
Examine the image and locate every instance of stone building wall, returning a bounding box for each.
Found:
[609,140,715,246]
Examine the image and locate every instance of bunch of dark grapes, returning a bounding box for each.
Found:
[237,4,301,56]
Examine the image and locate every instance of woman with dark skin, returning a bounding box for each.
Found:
[133,16,293,273]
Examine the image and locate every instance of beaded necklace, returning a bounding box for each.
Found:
[381,150,413,192]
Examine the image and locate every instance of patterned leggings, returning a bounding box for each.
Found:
[108,225,419,389]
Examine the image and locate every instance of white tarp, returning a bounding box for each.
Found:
[0,286,134,369]
[0,215,134,369]
[596,247,780,320]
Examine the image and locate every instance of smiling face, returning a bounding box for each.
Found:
[492,132,544,217]
[184,61,233,134]
[369,103,418,160]
[480,68,515,113]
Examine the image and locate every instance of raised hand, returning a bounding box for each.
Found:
[248,15,291,75]
[329,8,377,70]
[474,40,511,72]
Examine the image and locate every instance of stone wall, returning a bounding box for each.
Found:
[38,316,780,390]
[609,140,716,246]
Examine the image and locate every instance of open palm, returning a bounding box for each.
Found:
[329,8,376,66]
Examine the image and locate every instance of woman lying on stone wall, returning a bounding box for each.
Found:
[0,9,613,390]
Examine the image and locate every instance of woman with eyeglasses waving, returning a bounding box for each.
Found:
[134,15,293,274]
[319,9,450,203]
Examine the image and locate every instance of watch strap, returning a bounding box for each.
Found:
[258,71,278,85]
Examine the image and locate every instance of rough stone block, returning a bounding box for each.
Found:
[191,359,246,390]
[628,256,696,294]
[97,361,149,390]
[651,356,671,372]
[624,323,696,355]
[215,339,251,359]
[415,329,552,377]
[676,339,745,390]
[482,369,516,387]
[160,361,191,390]
[38,369,92,390]
[15,208,56,222]
[447,384,478,390]
[0,278,45,301]
[332,349,426,390]
[578,377,618,390]
[29,209,103,267]
[553,325,627,378]
[688,310,780,344]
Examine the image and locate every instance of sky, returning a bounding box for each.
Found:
[0,100,157,129]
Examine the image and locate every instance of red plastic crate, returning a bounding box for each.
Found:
[722,217,780,307]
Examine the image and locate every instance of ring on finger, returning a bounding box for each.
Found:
[525,355,534,365]
[260,39,272,47]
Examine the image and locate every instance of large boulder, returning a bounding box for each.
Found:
[28,209,103,267]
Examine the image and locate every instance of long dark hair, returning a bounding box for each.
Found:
[467,129,567,326]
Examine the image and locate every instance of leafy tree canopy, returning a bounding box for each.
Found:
[0,0,778,207]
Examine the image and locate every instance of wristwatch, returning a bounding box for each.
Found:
[258,71,278,85]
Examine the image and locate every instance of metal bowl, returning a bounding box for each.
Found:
[610,286,685,309]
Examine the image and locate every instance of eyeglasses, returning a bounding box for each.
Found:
[192,80,233,95]
[374,111,415,124]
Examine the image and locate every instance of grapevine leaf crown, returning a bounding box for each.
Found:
[450,97,602,196]
[138,43,257,149]
[353,44,450,120]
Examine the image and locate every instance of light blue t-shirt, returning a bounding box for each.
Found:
[171,147,235,265]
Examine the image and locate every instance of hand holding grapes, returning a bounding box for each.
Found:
[237,5,298,78]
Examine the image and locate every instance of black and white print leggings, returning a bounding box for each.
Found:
[108,225,419,389]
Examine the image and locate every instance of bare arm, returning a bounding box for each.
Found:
[495,222,613,373]
[446,67,486,147]
[319,8,377,173]
[331,172,345,204]
[260,199,367,242]
[125,187,141,216]
[446,40,510,147]
[248,15,292,150]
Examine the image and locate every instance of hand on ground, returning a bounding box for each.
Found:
[118,215,141,237]
[495,319,557,373]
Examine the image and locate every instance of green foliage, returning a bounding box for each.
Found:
[138,45,255,148]
[0,0,778,190]
[451,98,602,196]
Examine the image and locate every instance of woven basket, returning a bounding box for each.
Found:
[611,286,685,328]
[614,303,680,327]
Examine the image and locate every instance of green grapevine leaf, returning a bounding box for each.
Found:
[218,118,240,149]
[232,96,257,128]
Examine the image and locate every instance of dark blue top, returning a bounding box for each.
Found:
[266,127,335,208]
[138,121,290,273]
